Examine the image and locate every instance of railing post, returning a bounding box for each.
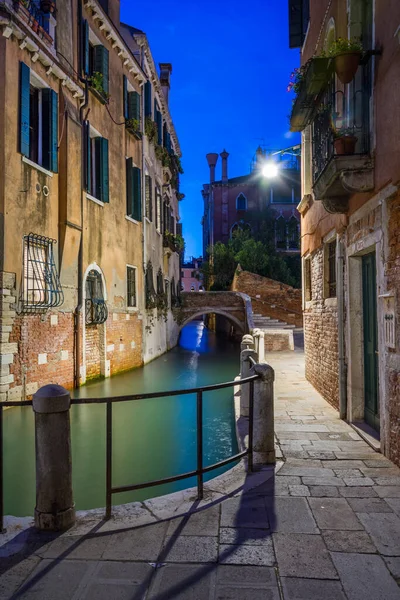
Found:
[0,405,4,533]
[240,348,258,417]
[106,400,112,520]
[241,334,254,354]
[33,385,75,531]
[196,391,203,500]
[258,331,265,363]
[250,363,276,466]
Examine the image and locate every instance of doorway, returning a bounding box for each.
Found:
[362,252,379,432]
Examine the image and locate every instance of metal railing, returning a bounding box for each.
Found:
[312,60,372,184]
[0,372,260,530]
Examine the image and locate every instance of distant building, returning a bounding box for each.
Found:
[201,148,301,258]
[181,258,204,292]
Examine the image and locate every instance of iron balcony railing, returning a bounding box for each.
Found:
[312,60,372,185]
[13,0,55,34]
[0,371,260,530]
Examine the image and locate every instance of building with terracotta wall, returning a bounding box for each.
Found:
[181,257,204,292]
[289,0,400,462]
[201,148,301,260]
[0,0,182,402]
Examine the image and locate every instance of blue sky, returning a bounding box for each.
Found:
[121,0,300,259]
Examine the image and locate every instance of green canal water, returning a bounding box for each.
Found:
[4,321,240,517]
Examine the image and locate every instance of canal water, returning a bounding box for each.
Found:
[4,321,240,517]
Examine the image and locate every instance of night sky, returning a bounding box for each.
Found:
[120,0,300,259]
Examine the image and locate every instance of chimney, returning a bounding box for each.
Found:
[206,153,219,183]
[159,63,172,104]
[220,149,229,182]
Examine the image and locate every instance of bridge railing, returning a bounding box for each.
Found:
[0,356,275,532]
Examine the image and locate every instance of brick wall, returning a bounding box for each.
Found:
[304,249,340,409]
[386,191,400,466]
[231,268,302,327]
[85,325,101,381]
[106,312,143,376]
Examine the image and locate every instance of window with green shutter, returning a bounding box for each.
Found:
[19,62,58,173]
[85,122,109,204]
[145,175,153,221]
[144,80,152,117]
[132,167,141,221]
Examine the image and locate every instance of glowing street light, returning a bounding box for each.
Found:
[262,162,279,178]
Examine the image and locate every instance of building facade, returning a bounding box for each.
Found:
[0,0,183,402]
[201,148,301,259]
[181,257,203,292]
[289,0,400,463]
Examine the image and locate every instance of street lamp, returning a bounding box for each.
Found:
[262,162,279,178]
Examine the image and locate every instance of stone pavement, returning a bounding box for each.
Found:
[2,349,400,599]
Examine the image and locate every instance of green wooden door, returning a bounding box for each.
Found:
[362,252,379,431]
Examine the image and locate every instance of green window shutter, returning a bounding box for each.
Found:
[145,175,153,220]
[156,111,162,145]
[144,80,152,117]
[95,137,109,203]
[132,167,142,221]
[126,157,133,216]
[84,121,91,192]
[94,45,109,94]
[123,75,128,120]
[166,132,171,154]
[82,19,89,75]
[42,89,58,173]
[163,122,167,148]
[19,62,30,157]
[128,91,140,123]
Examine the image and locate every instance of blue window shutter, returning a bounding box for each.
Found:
[133,167,141,221]
[94,45,109,94]
[144,80,152,117]
[97,137,109,203]
[126,157,133,216]
[82,19,89,75]
[42,89,58,172]
[84,121,91,192]
[123,75,128,120]
[19,62,30,157]
[128,91,140,123]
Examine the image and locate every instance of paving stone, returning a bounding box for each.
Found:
[215,586,280,599]
[374,477,400,486]
[308,498,363,530]
[339,487,378,498]
[275,424,329,432]
[357,512,400,555]
[217,565,278,586]
[148,564,215,600]
[277,432,320,441]
[273,533,338,579]
[302,476,345,487]
[166,506,220,537]
[364,459,396,468]
[383,556,400,580]
[288,485,310,497]
[331,552,400,600]
[343,477,374,486]
[281,577,347,599]
[333,469,364,478]
[39,534,110,560]
[219,528,271,546]
[285,458,322,467]
[275,475,302,484]
[162,535,218,563]
[219,541,275,566]
[361,467,400,478]
[279,465,334,477]
[335,452,378,460]
[0,557,41,600]
[316,432,355,441]
[265,497,318,533]
[309,486,340,497]
[81,583,141,599]
[347,497,394,513]
[375,486,400,498]
[385,498,400,516]
[102,522,168,561]
[220,497,269,529]
[322,530,376,553]
[325,460,366,469]
[279,449,309,459]
[306,451,336,460]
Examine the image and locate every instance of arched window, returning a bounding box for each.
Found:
[275,216,287,250]
[85,269,108,325]
[190,285,195,292]
[288,216,300,250]
[230,221,252,239]
[236,193,247,211]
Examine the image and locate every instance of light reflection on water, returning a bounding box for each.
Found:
[3,320,240,516]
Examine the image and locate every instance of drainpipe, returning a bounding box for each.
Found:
[140,44,147,362]
[337,234,347,419]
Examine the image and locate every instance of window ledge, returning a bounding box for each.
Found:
[127,306,139,312]
[22,156,54,178]
[125,215,139,225]
[86,193,104,207]
[324,297,338,307]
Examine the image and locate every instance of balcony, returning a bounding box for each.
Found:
[311,62,374,213]
[13,0,55,42]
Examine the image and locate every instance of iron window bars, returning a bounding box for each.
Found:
[85,270,108,325]
[327,240,337,298]
[127,267,137,308]
[18,233,63,314]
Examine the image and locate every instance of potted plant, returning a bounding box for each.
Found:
[88,71,109,103]
[329,38,363,84]
[334,127,358,155]
[125,118,140,137]
[145,116,158,144]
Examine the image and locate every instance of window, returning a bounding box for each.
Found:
[163,200,171,233]
[304,257,312,302]
[84,122,109,203]
[19,63,58,172]
[145,175,153,220]
[126,158,141,220]
[288,216,300,250]
[154,101,163,145]
[325,240,337,298]
[275,216,287,250]
[81,22,109,98]
[155,187,162,230]
[85,269,108,325]
[123,76,141,133]
[236,193,247,211]
[18,233,63,313]
[289,0,310,48]
[144,80,152,117]
[127,266,137,308]
[98,0,108,13]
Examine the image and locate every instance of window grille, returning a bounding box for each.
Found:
[145,175,153,221]
[18,233,63,314]
[327,241,337,298]
[85,269,108,325]
[157,268,164,295]
[127,267,137,308]
[236,194,247,211]
[145,261,156,308]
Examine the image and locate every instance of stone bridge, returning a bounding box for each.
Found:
[177,292,251,333]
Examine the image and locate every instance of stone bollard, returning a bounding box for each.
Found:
[250,363,275,466]
[240,348,258,417]
[33,385,75,531]
[240,334,254,354]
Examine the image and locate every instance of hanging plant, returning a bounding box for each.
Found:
[328,38,363,84]
[88,71,110,102]
[145,116,158,144]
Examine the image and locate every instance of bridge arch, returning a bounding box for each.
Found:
[179,308,245,333]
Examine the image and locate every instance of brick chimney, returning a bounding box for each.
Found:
[220,149,229,182]
[206,153,219,183]
[159,63,172,104]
